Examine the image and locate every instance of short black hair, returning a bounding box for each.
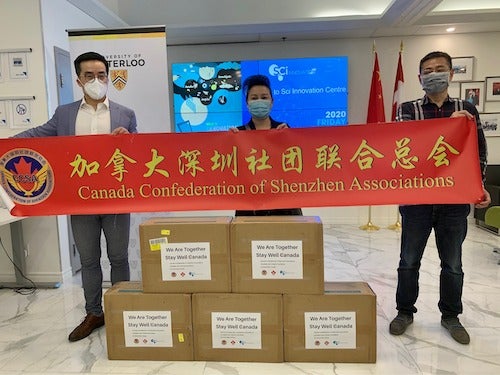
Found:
[242,74,272,100]
[419,51,452,72]
[74,51,109,76]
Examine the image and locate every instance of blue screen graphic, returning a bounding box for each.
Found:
[172,56,348,132]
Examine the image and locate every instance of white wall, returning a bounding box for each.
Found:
[0,1,48,139]
[0,0,104,284]
[0,0,55,283]
[40,0,103,116]
[38,0,105,283]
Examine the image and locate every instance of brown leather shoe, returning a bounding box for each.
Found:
[68,313,105,342]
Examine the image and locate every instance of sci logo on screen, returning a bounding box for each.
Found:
[268,64,288,81]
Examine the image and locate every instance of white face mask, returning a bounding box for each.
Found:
[248,99,272,119]
[83,78,108,100]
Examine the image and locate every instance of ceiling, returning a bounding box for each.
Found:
[69,0,500,45]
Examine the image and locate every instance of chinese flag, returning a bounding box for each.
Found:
[367,50,386,123]
[391,45,404,121]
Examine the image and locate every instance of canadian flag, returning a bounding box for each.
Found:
[391,44,404,121]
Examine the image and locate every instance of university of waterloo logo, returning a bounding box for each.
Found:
[111,69,128,91]
[0,149,54,205]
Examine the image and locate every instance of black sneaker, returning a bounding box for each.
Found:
[389,313,413,335]
[441,317,470,345]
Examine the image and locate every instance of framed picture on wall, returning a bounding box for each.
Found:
[451,56,474,82]
[481,113,500,137]
[485,76,500,102]
[460,81,484,113]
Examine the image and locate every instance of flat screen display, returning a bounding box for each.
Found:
[172,56,348,132]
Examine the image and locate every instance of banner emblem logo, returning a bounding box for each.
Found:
[111,69,128,91]
[0,149,54,205]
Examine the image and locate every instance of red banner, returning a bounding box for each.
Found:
[0,118,483,216]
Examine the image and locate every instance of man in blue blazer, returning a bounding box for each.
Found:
[14,51,137,342]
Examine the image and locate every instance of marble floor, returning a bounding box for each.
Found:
[0,222,499,375]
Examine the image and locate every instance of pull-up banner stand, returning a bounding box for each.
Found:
[67,26,170,133]
[66,26,170,282]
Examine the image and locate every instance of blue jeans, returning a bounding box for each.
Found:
[396,204,470,319]
[70,214,130,316]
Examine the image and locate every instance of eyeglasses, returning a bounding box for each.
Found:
[80,72,108,81]
[421,68,450,75]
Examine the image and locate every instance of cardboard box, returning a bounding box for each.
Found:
[103,281,193,360]
[230,216,324,294]
[139,217,232,293]
[192,293,283,362]
[283,281,376,363]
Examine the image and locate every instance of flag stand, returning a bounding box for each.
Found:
[387,208,401,231]
[359,206,379,231]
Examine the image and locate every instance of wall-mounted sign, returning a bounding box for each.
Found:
[9,52,28,79]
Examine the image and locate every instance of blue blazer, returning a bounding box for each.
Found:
[13,99,137,138]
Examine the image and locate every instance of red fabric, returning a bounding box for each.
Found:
[392,51,404,121]
[367,52,386,123]
[0,118,484,216]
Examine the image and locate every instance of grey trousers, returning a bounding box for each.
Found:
[70,214,130,315]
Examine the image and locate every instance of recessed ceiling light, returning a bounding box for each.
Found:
[446,27,456,32]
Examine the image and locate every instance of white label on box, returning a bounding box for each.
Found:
[211,312,261,349]
[304,311,356,349]
[251,240,303,279]
[123,311,172,347]
[161,242,211,280]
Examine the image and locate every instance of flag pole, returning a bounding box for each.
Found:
[359,205,380,231]
[388,41,404,231]
[361,41,381,232]
[387,211,401,231]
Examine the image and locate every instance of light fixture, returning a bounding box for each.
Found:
[446,27,456,32]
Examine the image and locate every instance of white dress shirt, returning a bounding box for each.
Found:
[75,97,111,135]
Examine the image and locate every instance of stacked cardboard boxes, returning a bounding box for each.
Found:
[104,215,377,363]
[230,216,376,363]
[105,216,232,360]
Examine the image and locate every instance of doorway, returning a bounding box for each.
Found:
[54,46,80,275]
